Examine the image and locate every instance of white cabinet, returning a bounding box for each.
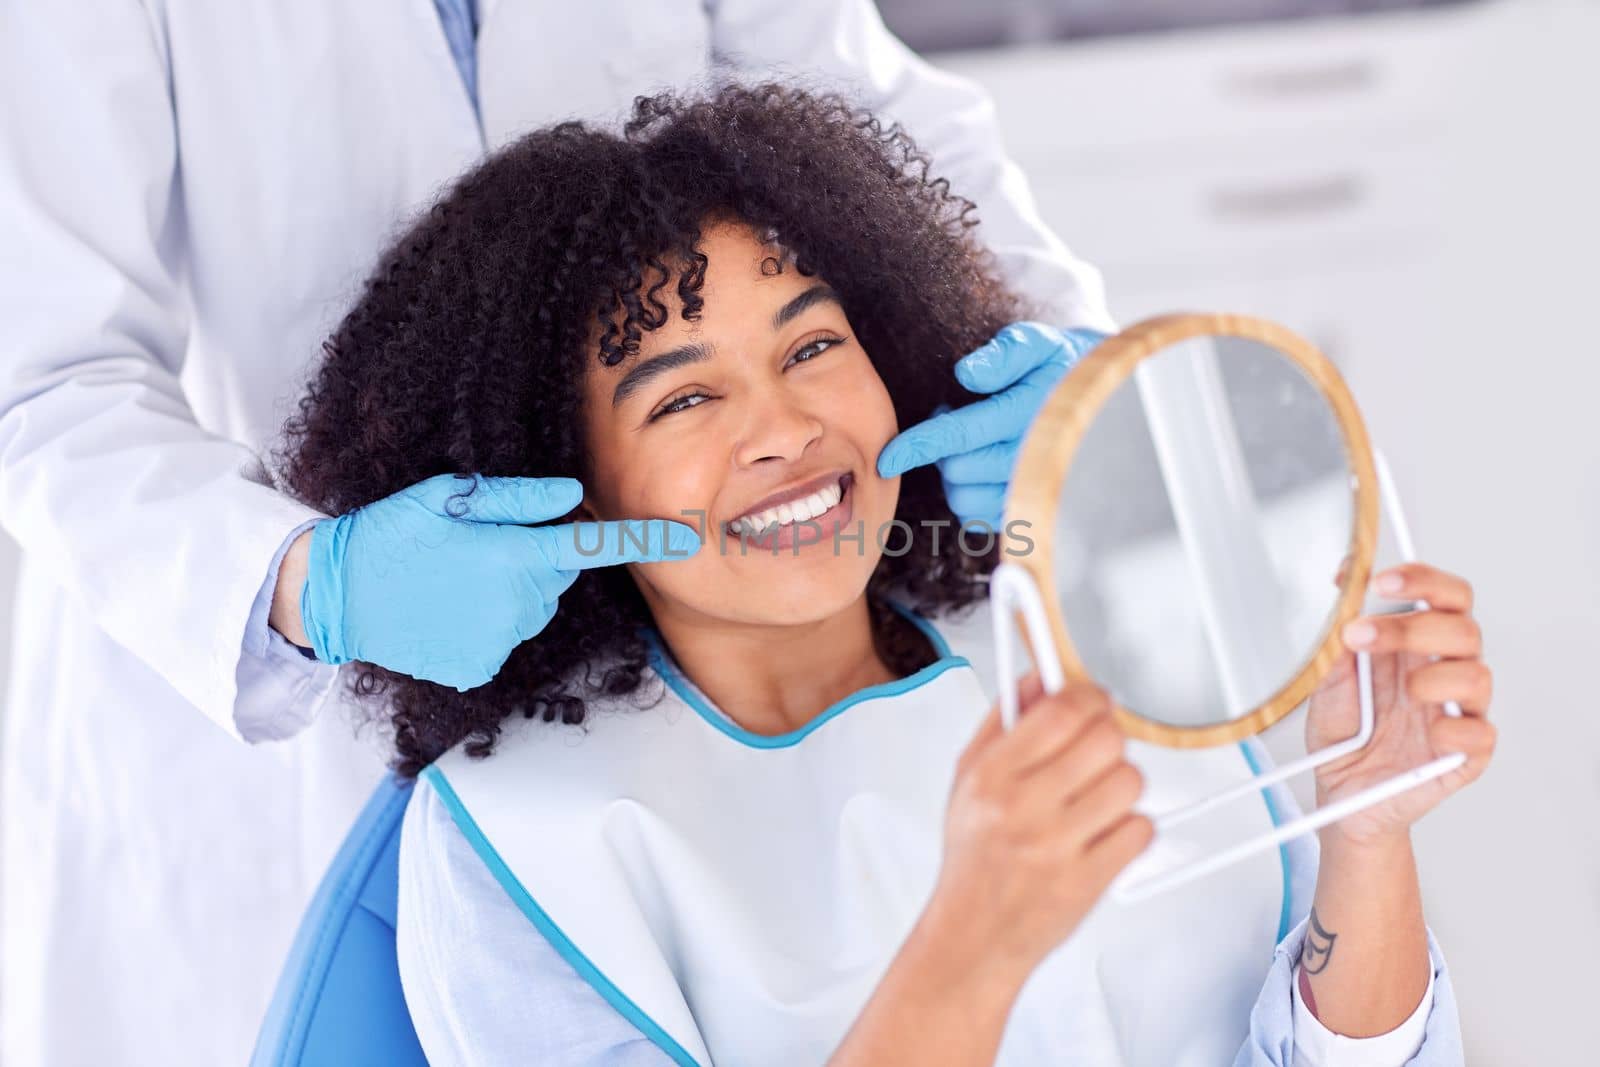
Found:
[935,4,1500,367]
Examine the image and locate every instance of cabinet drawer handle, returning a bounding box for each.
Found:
[1207,174,1366,222]
[1225,59,1378,99]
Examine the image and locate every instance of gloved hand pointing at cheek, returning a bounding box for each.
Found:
[876,323,1106,530]
[297,472,701,691]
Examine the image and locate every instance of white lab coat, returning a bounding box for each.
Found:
[0,1,1112,1064]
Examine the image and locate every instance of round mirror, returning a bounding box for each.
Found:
[1005,314,1378,748]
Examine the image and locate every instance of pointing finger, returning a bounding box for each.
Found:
[877,402,947,479]
[535,518,703,571]
[877,389,1034,478]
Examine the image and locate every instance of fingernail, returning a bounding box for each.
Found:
[1342,620,1377,648]
[1375,570,1405,595]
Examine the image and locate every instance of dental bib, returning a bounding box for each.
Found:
[422,599,1286,1066]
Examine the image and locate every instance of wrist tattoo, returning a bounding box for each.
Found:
[1301,907,1337,976]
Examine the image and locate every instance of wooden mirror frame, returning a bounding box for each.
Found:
[1003,313,1380,748]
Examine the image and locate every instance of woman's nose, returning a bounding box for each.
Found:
[733,395,824,466]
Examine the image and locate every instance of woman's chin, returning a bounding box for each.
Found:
[667,566,875,631]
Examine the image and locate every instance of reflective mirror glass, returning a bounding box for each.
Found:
[1052,335,1354,728]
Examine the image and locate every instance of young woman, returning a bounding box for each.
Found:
[277,84,1493,1065]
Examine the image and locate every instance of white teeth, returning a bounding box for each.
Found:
[729,477,846,535]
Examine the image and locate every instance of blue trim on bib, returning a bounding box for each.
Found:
[421,766,705,1067]
[1236,739,1293,944]
[642,599,970,750]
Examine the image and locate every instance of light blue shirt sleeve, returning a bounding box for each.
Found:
[235,517,342,742]
[1232,737,1465,1066]
[431,0,480,114]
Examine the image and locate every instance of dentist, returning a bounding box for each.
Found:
[0,2,1112,1064]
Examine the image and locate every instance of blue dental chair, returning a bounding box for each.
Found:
[252,773,429,1066]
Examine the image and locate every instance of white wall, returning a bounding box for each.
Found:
[0,534,14,719]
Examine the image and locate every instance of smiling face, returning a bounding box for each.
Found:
[578,219,901,630]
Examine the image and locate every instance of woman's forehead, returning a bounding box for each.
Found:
[594,224,827,361]
[694,220,800,290]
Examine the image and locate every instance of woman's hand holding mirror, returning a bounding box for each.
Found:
[832,673,1151,1067]
[922,671,1153,985]
[1307,562,1497,845]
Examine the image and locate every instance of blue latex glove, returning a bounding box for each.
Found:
[300,473,701,691]
[877,323,1107,529]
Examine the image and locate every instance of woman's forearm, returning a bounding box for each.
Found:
[828,901,1031,1067]
[1301,830,1431,1037]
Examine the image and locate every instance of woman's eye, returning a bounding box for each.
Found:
[787,336,844,367]
[646,336,845,422]
[648,391,710,422]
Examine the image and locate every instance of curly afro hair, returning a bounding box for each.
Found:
[273,81,1037,776]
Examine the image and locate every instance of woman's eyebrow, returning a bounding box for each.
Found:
[772,284,839,330]
[610,285,838,408]
[612,340,714,407]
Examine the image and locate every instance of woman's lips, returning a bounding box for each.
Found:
[725,472,855,554]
